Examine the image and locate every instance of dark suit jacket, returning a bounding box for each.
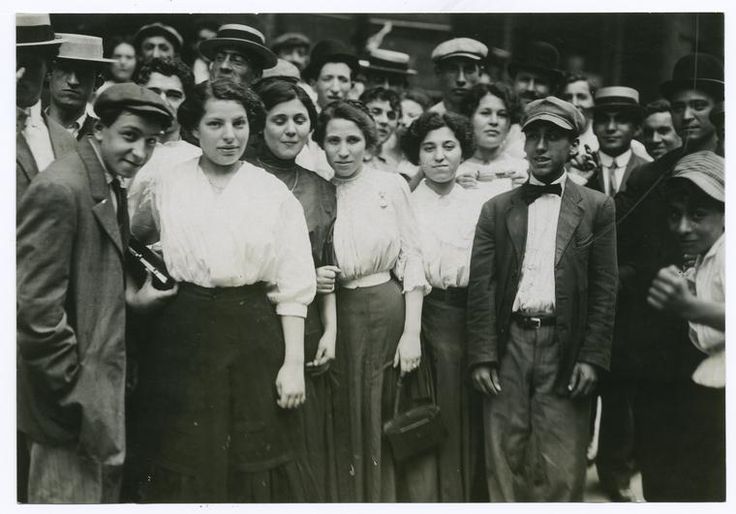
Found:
[16,113,77,206]
[467,177,618,394]
[586,151,650,195]
[17,138,127,465]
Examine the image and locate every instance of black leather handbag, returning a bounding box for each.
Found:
[382,367,446,463]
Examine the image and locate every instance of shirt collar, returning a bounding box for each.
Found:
[27,101,44,125]
[43,106,88,132]
[698,233,724,267]
[529,171,567,194]
[89,138,118,186]
[598,148,632,169]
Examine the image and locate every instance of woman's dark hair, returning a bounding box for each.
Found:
[401,89,432,111]
[312,100,378,151]
[460,82,522,125]
[401,111,475,165]
[135,57,195,98]
[177,78,266,133]
[359,86,402,118]
[253,79,318,131]
[102,36,136,81]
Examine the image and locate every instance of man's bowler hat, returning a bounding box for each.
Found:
[199,23,277,71]
[303,40,359,81]
[660,53,724,101]
[508,41,565,86]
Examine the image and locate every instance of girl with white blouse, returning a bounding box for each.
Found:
[130,79,317,502]
[312,100,429,501]
[403,111,481,501]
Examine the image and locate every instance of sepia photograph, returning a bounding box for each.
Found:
[9,2,730,508]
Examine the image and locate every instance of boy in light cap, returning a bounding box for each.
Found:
[645,150,725,500]
[467,96,617,500]
[17,83,178,503]
[430,37,487,115]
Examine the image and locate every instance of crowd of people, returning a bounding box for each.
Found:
[15,12,725,504]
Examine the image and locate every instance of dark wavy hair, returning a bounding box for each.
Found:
[135,56,195,98]
[401,88,432,111]
[400,111,475,165]
[562,72,599,99]
[177,78,266,133]
[460,82,522,125]
[644,98,672,117]
[312,99,378,151]
[253,79,318,131]
[359,86,402,118]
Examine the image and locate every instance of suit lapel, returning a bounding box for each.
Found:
[79,139,123,256]
[505,192,528,261]
[618,154,644,193]
[16,133,39,183]
[555,178,584,266]
[44,112,78,158]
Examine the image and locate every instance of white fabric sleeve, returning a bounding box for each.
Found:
[390,175,431,295]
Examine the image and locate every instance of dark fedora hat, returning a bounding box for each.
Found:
[16,13,64,47]
[660,53,724,101]
[303,39,359,81]
[199,23,277,71]
[508,40,564,86]
[592,86,646,117]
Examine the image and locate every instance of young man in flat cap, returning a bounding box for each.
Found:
[17,84,178,503]
[134,22,183,63]
[646,151,725,501]
[271,32,311,73]
[467,96,617,501]
[613,53,723,501]
[47,33,116,141]
[430,37,487,115]
[16,14,76,206]
[200,23,277,87]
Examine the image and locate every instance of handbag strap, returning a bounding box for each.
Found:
[392,372,405,417]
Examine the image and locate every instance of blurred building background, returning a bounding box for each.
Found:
[49,12,723,103]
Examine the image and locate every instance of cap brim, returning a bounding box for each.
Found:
[199,38,277,69]
[363,64,417,76]
[434,52,484,62]
[660,79,724,100]
[673,174,724,202]
[522,113,574,132]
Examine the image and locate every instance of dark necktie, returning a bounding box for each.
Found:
[111,176,130,249]
[521,182,562,204]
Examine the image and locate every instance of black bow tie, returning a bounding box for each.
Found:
[521,182,562,204]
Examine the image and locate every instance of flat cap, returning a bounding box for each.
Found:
[134,22,184,52]
[672,150,724,202]
[259,58,301,83]
[271,32,311,52]
[431,37,488,63]
[94,83,173,128]
[522,96,586,135]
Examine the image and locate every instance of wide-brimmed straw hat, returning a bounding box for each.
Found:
[199,23,277,70]
[55,33,116,66]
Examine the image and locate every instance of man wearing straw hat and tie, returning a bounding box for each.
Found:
[46,33,116,141]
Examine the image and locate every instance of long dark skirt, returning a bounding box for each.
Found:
[421,294,478,502]
[132,282,316,503]
[332,279,437,502]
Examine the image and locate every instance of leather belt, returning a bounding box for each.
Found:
[511,312,556,329]
[427,286,468,308]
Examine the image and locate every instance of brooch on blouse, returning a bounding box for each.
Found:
[378,191,388,208]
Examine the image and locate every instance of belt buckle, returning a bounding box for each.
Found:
[528,316,542,329]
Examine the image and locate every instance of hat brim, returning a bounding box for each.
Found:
[671,174,724,202]
[199,38,278,70]
[660,79,724,100]
[592,103,645,115]
[363,64,417,76]
[434,52,486,63]
[17,35,65,47]
[303,54,359,81]
[522,113,575,133]
[508,62,565,84]
[57,56,117,66]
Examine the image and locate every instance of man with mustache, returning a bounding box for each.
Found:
[47,34,115,141]
[613,53,723,501]
[429,37,487,115]
[467,97,617,501]
[17,84,177,503]
[509,41,564,110]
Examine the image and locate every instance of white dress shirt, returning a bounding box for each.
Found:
[410,181,481,289]
[689,234,725,388]
[512,173,567,315]
[23,101,55,172]
[598,149,632,195]
[131,157,316,318]
[332,167,428,294]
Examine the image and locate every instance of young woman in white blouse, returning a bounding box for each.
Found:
[130,79,317,502]
[402,111,480,501]
[312,100,429,501]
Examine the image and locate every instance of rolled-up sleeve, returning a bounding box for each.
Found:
[267,193,317,317]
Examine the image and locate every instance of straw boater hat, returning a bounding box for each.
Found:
[16,13,64,47]
[660,53,724,101]
[55,33,116,67]
[362,48,417,77]
[303,39,359,81]
[199,24,277,70]
[134,22,184,53]
[593,86,646,118]
[508,40,565,86]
